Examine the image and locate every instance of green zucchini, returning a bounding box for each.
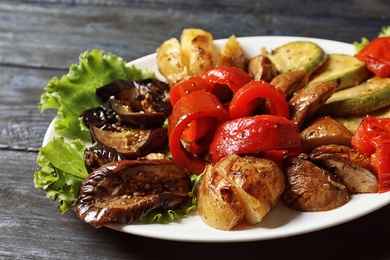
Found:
[267,41,327,74]
[309,54,371,90]
[334,105,390,133]
[317,76,390,117]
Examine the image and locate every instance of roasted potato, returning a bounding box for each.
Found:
[180,28,214,76]
[156,37,188,86]
[197,154,285,230]
[216,34,247,70]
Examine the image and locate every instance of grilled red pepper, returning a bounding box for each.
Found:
[168,91,229,174]
[209,114,301,164]
[169,76,210,106]
[228,80,289,119]
[351,116,390,193]
[202,66,252,100]
[356,36,390,78]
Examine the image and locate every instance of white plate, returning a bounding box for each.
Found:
[43,36,390,243]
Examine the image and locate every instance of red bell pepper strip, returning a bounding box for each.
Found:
[209,114,301,164]
[169,76,210,106]
[351,115,390,193]
[228,80,289,119]
[202,66,253,96]
[355,36,390,78]
[168,91,229,174]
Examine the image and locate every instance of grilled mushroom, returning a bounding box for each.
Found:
[288,81,337,130]
[282,153,350,212]
[310,144,377,193]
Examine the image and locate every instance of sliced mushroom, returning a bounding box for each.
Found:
[270,70,309,99]
[76,159,192,228]
[282,153,350,212]
[90,125,168,158]
[309,144,373,170]
[247,55,278,82]
[310,144,377,194]
[300,116,353,153]
[288,81,337,130]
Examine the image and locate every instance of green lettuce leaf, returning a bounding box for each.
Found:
[38,49,155,140]
[34,137,88,213]
[379,25,390,37]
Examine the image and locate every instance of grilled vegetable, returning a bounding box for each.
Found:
[334,105,390,133]
[352,116,390,193]
[309,54,371,90]
[156,37,188,85]
[288,81,337,130]
[209,115,301,164]
[76,159,192,228]
[267,41,327,75]
[247,55,278,82]
[181,28,214,76]
[90,126,168,158]
[300,116,353,153]
[318,76,390,117]
[270,70,309,100]
[216,35,247,70]
[197,154,285,230]
[355,36,390,78]
[310,144,378,194]
[282,153,350,212]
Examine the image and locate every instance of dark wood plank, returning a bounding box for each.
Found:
[0,65,61,150]
[1,1,389,69]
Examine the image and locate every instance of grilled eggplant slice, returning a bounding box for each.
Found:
[76,159,192,228]
[90,126,168,158]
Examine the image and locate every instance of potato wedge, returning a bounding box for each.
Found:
[197,155,285,230]
[156,37,188,85]
[180,28,214,76]
[216,35,246,70]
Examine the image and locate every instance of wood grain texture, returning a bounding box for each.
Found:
[1,0,390,259]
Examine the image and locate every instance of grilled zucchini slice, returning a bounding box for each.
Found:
[267,41,327,74]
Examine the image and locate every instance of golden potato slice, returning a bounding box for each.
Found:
[180,28,214,76]
[216,35,246,70]
[156,37,188,86]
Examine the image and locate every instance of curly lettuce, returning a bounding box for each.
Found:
[34,137,88,213]
[354,25,390,53]
[39,49,155,140]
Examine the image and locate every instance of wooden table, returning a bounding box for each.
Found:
[1,1,390,259]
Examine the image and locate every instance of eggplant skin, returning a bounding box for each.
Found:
[76,159,191,228]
